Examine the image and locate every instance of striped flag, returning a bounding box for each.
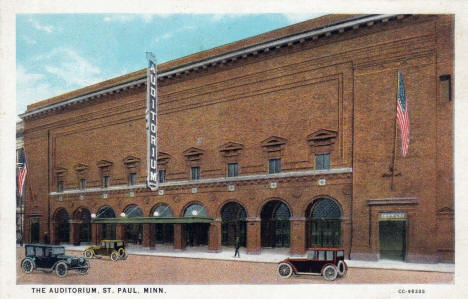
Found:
[396,71,410,157]
[17,160,27,197]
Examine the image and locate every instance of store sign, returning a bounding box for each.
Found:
[379,212,406,220]
[146,55,158,191]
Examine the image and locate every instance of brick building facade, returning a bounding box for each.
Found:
[20,14,454,263]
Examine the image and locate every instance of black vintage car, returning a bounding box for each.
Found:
[277,248,347,281]
[21,244,90,278]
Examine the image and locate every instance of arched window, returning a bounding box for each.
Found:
[152,204,173,217]
[53,208,70,244]
[221,202,247,247]
[74,208,91,244]
[306,198,342,248]
[97,206,116,240]
[123,204,143,245]
[184,204,207,217]
[124,204,143,218]
[152,204,174,245]
[261,200,291,248]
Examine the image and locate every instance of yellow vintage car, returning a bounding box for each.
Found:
[83,240,127,261]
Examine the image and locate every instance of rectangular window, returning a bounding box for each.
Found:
[227,163,238,177]
[158,170,166,183]
[315,153,330,170]
[57,181,64,192]
[326,251,334,260]
[79,179,86,190]
[337,250,344,258]
[191,167,200,180]
[103,176,109,188]
[318,250,325,261]
[269,158,281,174]
[129,173,137,185]
[440,74,451,102]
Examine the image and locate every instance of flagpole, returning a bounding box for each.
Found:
[390,71,399,191]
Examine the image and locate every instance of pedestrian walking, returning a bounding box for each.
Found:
[234,237,240,258]
[43,232,50,244]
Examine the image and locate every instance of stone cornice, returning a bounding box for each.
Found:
[367,198,419,206]
[20,14,404,120]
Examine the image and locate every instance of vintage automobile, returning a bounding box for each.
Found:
[277,248,347,281]
[21,244,89,278]
[83,240,127,261]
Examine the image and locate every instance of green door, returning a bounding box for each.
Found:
[379,220,406,261]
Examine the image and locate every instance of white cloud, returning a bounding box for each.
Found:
[282,13,323,24]
[103,15,136,23]
[16,64,66,113]
[28,18,54,33]
[22,35,37,45]
[36,47,103,87]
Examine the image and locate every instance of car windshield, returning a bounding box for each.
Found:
[51,247,65,255]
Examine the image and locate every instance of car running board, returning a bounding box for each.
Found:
[295,272,321,276]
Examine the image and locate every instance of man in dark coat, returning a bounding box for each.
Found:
[234,237,240,258]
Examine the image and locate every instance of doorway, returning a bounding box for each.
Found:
[379,219,407,261]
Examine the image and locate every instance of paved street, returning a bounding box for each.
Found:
[16,248,453,284]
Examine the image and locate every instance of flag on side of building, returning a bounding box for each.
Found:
[396,71,410,157]
[17,160,27,197]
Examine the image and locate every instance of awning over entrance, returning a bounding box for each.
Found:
[92,216,213,224]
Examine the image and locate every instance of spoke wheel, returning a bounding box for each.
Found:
[55,262,68,278]
[277,263,293,278]
[78,260,89,275]
[337,260,347,277]
[322,265,338,281]
[111,251,119,261]
[21,259,34,274]
[118,248,126,259]
[84,249,94,259]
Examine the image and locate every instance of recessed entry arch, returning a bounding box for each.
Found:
[260,199,291,248]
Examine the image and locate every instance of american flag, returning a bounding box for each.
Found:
[396,71,410,157]
[17,159,27,198]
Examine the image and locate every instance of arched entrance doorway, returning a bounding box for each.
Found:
[123,204,143,245]
[221,202,247,247]
[306,198,342,248]
[53,208,70,244]
[96,206,116,240]
[73,208,91,244]
[151,204,174,245]
[261,200,290,248]
[184,203,209,247]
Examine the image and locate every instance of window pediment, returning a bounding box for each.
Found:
[96,160,113,168]
[261,136,287,152]
[54,167,68,176]
[73,163,89,173]
[123,155,140,166]
[307,129,337,147]
[220,142,244,157]
[158,152,171,165]
[183,147,205,161]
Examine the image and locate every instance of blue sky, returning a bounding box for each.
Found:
[16,13,322,116]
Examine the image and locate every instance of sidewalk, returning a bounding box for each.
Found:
[57,244,454,273]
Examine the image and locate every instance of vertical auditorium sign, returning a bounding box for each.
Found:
[146,52,158,191]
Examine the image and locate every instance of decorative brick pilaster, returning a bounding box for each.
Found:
[173,224,186,250]
[208,219,221,252]
[246,217,261,254]
[289,217,306,255]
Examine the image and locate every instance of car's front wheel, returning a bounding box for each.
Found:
[277,262,293,278]
[83,249,94,259]
[322,265,338,281]
[118,248,127,260]
[21,258,34,274]
[337,260,347,277]
[111,251,119,261]
[55,261,68,278]
[78,260,89,275]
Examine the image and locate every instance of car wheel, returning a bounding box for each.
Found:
[322,265,338,281]
[21,259,34,274]
[83,249,94,259]
[277,263,293,278]
[111,251,119,261]
[55,261,68,278]
[118,248,126,260]
[78,260,89,275]
[337,260,347,277]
